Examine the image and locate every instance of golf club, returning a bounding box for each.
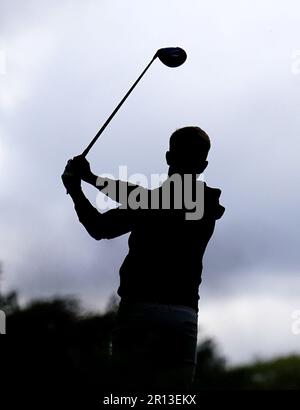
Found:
[81,47,187,157]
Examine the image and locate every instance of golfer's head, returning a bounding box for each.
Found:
[166,126,210,175]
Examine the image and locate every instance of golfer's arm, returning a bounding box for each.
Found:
[69,188,105,240]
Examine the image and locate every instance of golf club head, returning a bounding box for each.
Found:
[155,47,187,68]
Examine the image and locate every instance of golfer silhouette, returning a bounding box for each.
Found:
[62,126,225,392]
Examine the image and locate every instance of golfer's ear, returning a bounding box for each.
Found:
[166,151,171,165]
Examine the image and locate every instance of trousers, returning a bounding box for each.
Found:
[111,301,198,392]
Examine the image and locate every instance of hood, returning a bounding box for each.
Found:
[204,184,225,220]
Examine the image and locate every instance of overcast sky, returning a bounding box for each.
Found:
[1,0,300,364]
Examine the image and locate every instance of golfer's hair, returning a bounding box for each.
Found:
[169,126,211,160]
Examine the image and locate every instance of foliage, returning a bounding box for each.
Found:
[1,290,299,401]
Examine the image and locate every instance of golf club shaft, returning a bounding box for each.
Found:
[81,54,157,157]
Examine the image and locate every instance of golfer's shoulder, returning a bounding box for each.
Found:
[204,183,222,198]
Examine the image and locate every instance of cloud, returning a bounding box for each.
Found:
[199,271,300,364]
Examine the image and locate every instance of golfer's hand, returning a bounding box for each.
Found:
[71,155,96,184]
[61,159,81,194]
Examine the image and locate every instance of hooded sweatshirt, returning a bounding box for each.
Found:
[73,179,225,312]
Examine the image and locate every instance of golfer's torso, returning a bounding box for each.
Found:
[117,208,215,310]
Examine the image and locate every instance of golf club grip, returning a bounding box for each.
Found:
[81,55,157,157]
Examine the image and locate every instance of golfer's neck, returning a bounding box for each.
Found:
[168,170,198,182]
